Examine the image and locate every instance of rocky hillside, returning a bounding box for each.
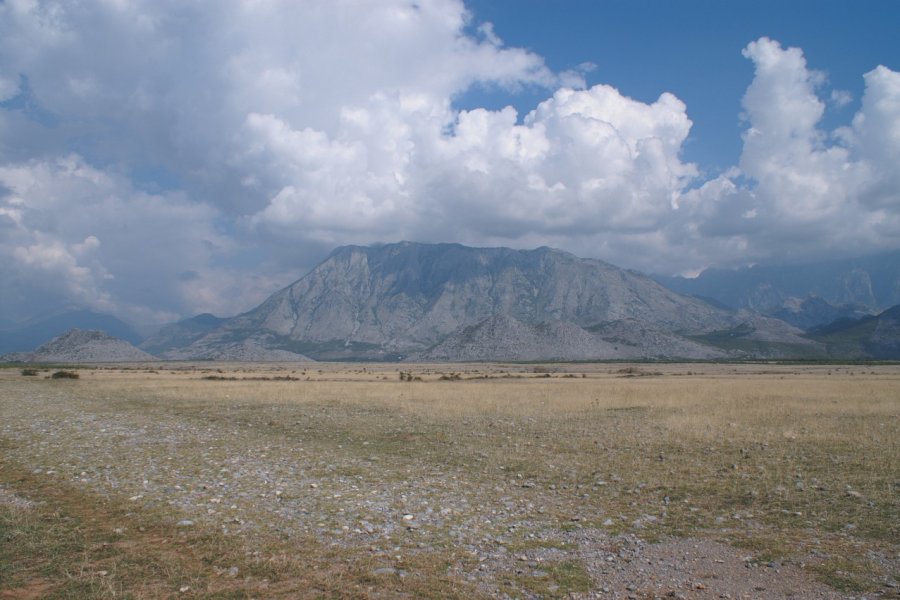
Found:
[809,304,900,359]
[418,314,728,361]
[3,329,157,363]
[159,337,312,362]
[165,242,823,361]
[418,314,624,362]
[140,313,227,356]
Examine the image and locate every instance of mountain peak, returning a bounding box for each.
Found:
[163,242,742,361]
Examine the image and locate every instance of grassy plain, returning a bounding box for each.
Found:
[1,362,898,598]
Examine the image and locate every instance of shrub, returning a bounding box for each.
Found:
[51,370,79,379]
[21,368,39,376]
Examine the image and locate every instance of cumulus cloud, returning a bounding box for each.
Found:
[0,155,268,327]
[673,38,900,269]
[830,89,853,108]
[0,1,898,325]
[0,0,565,323]
[248,82,698,252]
[0,74,19,102]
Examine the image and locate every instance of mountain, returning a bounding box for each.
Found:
[139,313,227,356]
[167,242,819,361]
[769,297,872,331]
[141,313,307,360]
[655,250,900,312]
[808,304,900,359]
[0,310,143,354]
[686,311,828,359]
[2,329,157,363]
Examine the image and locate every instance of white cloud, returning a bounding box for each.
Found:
[0,155,272,327]
[12,234,113,312]
[852,66,900,210]
[830,89,853,108]
[248,82,698,251]
[0,0,566,322]
[0,74,19,102]
[673,38,900,269]
[0,1,898,324]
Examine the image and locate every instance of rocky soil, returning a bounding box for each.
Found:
[2,365,897,599]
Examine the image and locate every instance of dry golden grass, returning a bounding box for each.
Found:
[1,361,898,597]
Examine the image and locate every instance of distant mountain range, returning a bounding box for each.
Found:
[3,244,899,362]
[654,250,900,313]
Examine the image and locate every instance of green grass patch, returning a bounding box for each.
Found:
[810,558,880,593]
[516,559,593,598]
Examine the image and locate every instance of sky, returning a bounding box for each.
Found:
[1,0,898,330]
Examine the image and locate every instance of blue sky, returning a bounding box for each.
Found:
[463,0,900,172]
[1,0,898,328]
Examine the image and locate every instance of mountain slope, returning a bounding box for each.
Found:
[809,304,900,359]
[178,242,739,361]
[3,329,157,363]
[419,315,625,362]
[140,313,227,356]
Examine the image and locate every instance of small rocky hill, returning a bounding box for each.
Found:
[0,310,143,354]
[3,329,157,363]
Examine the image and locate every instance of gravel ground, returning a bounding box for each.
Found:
[2,370,897,599]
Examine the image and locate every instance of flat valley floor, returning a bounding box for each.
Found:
[1,362,898,599]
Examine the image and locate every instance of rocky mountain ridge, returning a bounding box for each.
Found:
[160,242,821,361]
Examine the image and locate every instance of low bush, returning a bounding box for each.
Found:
[51,370,79,379]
